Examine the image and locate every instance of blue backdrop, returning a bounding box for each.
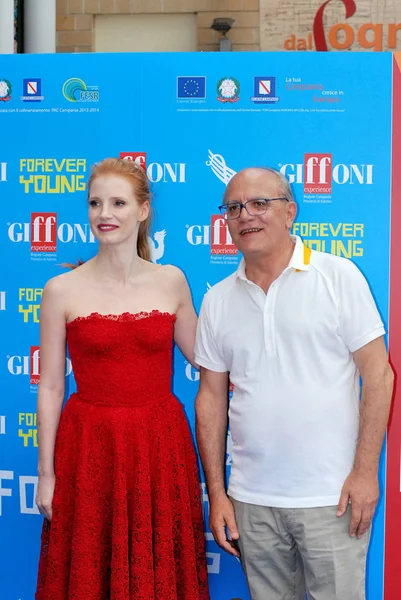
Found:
[0,51,393,599]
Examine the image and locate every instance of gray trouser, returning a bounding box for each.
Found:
[231,498,370,600]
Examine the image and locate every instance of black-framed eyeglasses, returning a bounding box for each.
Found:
[218,197,288,220]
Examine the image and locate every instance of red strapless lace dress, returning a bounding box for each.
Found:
[36,311,209,600]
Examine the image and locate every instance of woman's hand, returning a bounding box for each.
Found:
[36,473,56,521]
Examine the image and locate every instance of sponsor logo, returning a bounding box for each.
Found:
[19,158,87,194]
[31,213,57,253]
[18,413,37,448]
[21,79,44,102]
[187,218,232,249]
[120,152,146,170]
[284,78,339,105]
[148,230,166,264]
[30,346,40,385]
[186,216,238,265]
[0,79,12,102]
[6,349,39,379]
[0,471,40,515]
[185,362,200,382]
[11,213,163,263]
[251,77,279,104]
[217,77,240,103]
[291,222,364,259]
[206,149,236,186]
[177,76,206,99]
[186,224,208,246]
[303,154,332,194]
[0,162,7,182]
[18,288,42,323]
[147,162,186,183]
[12,218,167,267]
[279,155,374,202]
[18,288,43,323]
[285,78,323,92]
[206,148,372,194]
[8,215,95,246]
[7,348,72,388]
[9,214,94,262]
[120,152,185,183]
[62,78,99,103]
[210,215,237,255]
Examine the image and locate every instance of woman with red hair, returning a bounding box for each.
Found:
[35,158,209,599]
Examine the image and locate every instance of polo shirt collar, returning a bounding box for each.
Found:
[288,235,311,272]
[236,235,311,281]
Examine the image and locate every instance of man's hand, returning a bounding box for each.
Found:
[209,493,240,557]
[337,470,379,538]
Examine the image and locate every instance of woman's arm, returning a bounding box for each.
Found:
[36,277,67,520]
[171,267,199,368]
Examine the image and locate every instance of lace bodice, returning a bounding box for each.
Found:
[66,311,177,407]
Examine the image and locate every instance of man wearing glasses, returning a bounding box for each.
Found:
[194,167,393,600]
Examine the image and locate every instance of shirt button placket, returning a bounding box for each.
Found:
[264,283,276,356]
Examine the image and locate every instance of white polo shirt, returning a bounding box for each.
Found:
[195,236,385,508]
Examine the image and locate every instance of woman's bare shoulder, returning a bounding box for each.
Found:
[155,264,186,283]
[43,261,92,296]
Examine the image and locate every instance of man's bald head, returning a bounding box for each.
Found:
[225,167,294,203]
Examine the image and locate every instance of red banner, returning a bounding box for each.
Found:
[384,53,401,600]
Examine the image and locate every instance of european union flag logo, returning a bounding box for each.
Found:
[177,76,206,99]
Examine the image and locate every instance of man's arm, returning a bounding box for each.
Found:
[195,368,240,556]
[337,336,394,537]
